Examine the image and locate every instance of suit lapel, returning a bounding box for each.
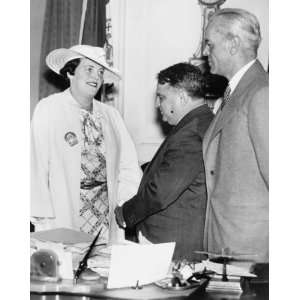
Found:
[209,94,238,141]
[203,61,265,154]
[203,110,220,156]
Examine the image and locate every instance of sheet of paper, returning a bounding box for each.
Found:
[107,242,175,289]
[194,260,256,278]
[31,228,94,244]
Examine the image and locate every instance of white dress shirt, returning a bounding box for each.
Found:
[228,59,256,95]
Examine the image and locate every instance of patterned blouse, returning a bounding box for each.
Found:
[78,109,109,242]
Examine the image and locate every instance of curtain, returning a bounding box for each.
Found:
[82,0,107,47]
[82,0,107,102]
[38,0,107,100]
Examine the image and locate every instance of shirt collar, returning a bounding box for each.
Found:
[64,88,104,118]
[228,59,256,95]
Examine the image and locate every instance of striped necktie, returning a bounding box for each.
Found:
[221,85,231,110]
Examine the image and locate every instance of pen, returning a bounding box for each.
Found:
[74,227,103,282]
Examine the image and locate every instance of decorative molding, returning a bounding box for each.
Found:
[107,0,127,116]
[104,17,113,66]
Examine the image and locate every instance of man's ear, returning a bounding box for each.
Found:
[179,89,189,105]
[228,35,240,56]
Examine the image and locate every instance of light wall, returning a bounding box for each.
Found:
[110,0,203,163]
[30,0,269,163]
[110,0,269,164]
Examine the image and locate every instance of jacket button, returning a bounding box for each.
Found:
[210,170,214,175]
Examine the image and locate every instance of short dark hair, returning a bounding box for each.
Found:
[59,58,81,80]
[157,63,206,99]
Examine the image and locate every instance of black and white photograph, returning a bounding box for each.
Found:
[29,0,270,299]
[8,0,299,299]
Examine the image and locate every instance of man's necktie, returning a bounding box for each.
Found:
[220,86,231,110]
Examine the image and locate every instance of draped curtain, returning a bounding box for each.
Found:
[38,0,107,100]
[82,0,107,46]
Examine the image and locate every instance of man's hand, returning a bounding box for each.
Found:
[114,206,126,229]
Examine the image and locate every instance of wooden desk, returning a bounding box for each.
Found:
[31,281,199,300]
[30,281,268,300]
[30,229,268,300]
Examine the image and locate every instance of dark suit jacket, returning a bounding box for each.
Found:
[122,105,213,260]
[203,60,269,262]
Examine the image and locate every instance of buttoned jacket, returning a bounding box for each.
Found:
[203,61,269,262]
[122,105,214,260]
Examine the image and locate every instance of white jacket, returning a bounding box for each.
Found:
[31,89,142,243]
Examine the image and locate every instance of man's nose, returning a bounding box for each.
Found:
[203,44,210,56]
[155,98,160,108]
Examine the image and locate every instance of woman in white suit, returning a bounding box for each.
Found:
[31,45,142,244]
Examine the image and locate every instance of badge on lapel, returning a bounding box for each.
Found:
[64,131,78,147]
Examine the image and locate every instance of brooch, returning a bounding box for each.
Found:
[64,131,78,147]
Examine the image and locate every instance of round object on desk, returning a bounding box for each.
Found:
[30,249,60,282]
[79,268,101,281]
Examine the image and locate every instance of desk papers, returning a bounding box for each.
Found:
[193,260,256,278]
[31,228,93,244]
[194,260,256,294]
[107,242,175,289]
[206,274,242,293]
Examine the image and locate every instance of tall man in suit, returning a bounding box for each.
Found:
[115,63,214,260]
[202,8,269,262]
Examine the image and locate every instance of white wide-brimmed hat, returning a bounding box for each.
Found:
[46,44,121,79]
